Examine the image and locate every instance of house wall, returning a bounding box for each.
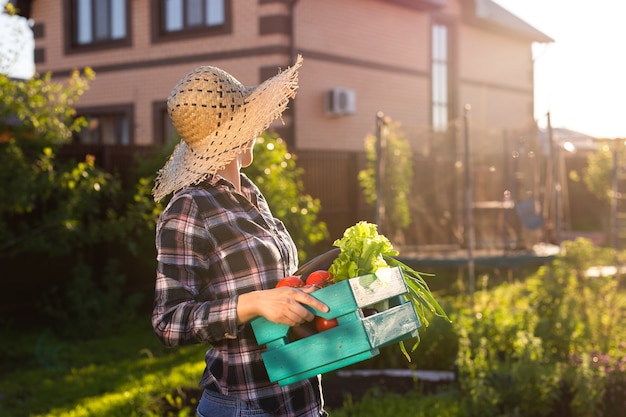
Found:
[458,24,535,156]
[31,0,539,152]
[293,0,432,151]
[29,0,549,247]
[31,0,295,146]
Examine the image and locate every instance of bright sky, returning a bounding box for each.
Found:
[492,0,626,139]
[0,0,35,79]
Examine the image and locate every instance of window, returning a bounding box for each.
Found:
[153,0,231,42]
[75,106,133,145]
[153,101,180,145]
[432,23,448,133]
[66,0,130,51]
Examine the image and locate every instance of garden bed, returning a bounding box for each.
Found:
[155,369,455,412]
[322,369,455,408]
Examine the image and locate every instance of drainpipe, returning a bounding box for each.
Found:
[289,0,299,62]
[288,0,299,150]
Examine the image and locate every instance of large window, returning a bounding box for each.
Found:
[75,106,133,145]
[153,0,231,42]
[432,23,449,133]
[66,0,130,51]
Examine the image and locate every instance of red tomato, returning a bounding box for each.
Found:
[276,276,303,288]
[315,316,339,332]
[305,270,334,288]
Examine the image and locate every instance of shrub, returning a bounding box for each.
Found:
[358,118,413,244]
[528,238,624,360]
[602,344,626,417]
[0,70,158,336]
[454,284,560,417]
[42,258,144,339]
[452,238,626,417]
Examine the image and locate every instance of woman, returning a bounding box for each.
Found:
[152,55,329,416]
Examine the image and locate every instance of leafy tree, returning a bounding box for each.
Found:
[0,69,123,258]
[358,118,413,244]
[0,69,159,335]
[244,132,329,262]
[0,68,163,260]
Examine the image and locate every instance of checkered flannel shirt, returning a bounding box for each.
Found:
[153,173,327,416]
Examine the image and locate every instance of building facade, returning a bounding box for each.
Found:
[25,0,553,246]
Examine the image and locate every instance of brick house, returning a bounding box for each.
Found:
[22,0,552,247]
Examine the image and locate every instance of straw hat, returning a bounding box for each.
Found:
[152,55,303,201]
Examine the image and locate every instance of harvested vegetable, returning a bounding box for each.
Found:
[328,221,451,359]
[276,276,304,288]
[329,221,396,281]
[314,316,338,332]
[305,270,334,288]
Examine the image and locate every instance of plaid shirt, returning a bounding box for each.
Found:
[153,174,326,416]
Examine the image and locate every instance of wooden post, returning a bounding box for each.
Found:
[375,111,386,234]
[463,104,475,307]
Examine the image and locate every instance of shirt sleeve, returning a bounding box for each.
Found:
[152,193,240,346]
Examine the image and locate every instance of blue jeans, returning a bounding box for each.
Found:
[196,389,273,417]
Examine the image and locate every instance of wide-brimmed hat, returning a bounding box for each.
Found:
[152,55,303,201]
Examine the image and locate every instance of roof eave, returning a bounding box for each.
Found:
[462,0,554,43]
[381,0,447,12]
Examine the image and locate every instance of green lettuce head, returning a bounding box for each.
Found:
[328,221,398,281]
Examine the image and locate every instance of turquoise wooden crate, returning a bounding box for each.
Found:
[251,267,421,386]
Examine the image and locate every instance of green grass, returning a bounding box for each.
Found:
[330,390,462,417]
[0,321,207,417]
[0,320,457,417]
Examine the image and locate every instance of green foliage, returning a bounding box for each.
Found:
[0,70,160,337]
[358,119,413,241]
[454,279,560,417]
[457,323,561,417]
[244,132,329,262]
[528,238,621,359]
[2,238,626,416]
[328,221,398,281]
[453,238,626,417]
[330,390,462,417]
[0,321,207,417]
[408,298,458,370]
[41,259,144,339]
[583,141,616,203]
[0,69,93,146]
[0,149,126,257]
[0,69,131,258]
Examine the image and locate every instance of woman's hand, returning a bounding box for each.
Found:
[237,286,329,326]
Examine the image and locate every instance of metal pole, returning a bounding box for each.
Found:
[612,143,619,250]
[547,112,560,244]
[375,111,386,231]
[502,128,510,251]
[463,104,475,307]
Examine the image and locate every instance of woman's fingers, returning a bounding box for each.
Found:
[259,287,329,326]
[295,286,329,314]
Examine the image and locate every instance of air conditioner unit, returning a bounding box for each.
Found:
[325,88,356,116]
